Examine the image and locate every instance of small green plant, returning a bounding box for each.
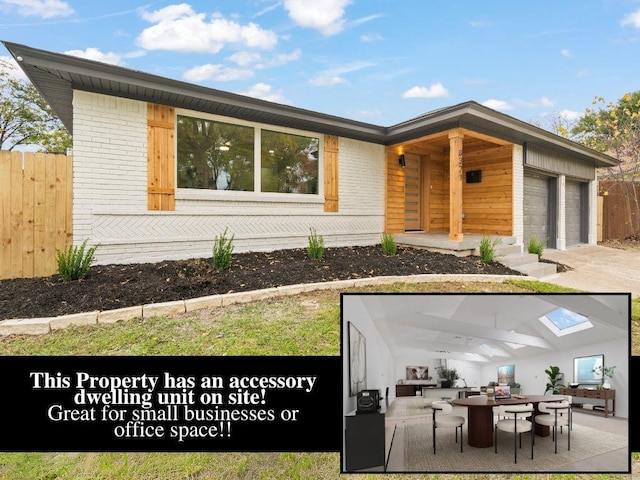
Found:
[212,227,234,270]
[544,365,563,394]
[593,365,616,380]
[307,227,325,260]
[56,239,97,281]
[381,233,398,256]
[478,234,501,264]
[528,235,546,260]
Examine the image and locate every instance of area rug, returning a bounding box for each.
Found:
[402,421,628,472]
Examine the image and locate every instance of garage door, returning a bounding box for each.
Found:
[565,180,585,246]
[524,171,556,248]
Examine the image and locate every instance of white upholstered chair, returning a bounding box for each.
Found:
[494,403,534,463]
[535,400,571,454]
[431,400,465,454]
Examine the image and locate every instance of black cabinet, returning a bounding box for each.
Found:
[344,409,385,472]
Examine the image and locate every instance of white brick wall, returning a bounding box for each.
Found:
[556,174,566,250]
[72,92,386,265]
[512,144,524,248]
[588,179,598,245]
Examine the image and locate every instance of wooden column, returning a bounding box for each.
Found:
[449,130,464,241]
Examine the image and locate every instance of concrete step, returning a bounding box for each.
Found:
[510,262,558,279]
[497,252,540,268]
[494,244,523,256]
[474,243,522,257]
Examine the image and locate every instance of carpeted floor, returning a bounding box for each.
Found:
[400,420,628,473]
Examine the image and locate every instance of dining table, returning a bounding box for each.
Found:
[451,394,567,448]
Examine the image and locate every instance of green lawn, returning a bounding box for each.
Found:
[0,279,634,480]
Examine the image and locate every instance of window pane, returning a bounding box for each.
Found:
[177,115,254,191]
[261,129,319,194]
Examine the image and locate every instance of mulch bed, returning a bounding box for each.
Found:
[0,245,562,320]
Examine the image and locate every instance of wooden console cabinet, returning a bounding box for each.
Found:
[559,387,615,417]
[395,384,416,397]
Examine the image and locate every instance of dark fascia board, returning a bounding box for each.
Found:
[2,41,618,168]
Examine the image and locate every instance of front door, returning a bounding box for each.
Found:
[404,153,421,231]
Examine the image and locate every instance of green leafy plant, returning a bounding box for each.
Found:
[528,235,546,260]
[306,227,325,260]
[381,233,398,256]
[212,227,234,270]
[544,365,563,394]
[437,366,460,387]
[593,365,616,380]
[55,239,97,281]
[478,234,501,264]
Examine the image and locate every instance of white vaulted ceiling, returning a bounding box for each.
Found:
[349,293,628,362]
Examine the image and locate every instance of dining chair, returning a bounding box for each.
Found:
[494,403,534,464]
[431,400,465,454]
[535,401,571,454]
[559,394,573,431]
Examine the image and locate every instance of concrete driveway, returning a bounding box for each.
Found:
[541,245,640,297]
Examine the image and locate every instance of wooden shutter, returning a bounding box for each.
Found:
[147,103,175,211]
[324,134,339,212]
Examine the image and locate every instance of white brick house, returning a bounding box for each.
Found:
[4,41,618,265]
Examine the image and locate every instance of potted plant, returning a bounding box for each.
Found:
[593,365,616,389]
[544,365,563,394]
[437,366,460,388]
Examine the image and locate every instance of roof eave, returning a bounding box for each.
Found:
[2,41,619,168]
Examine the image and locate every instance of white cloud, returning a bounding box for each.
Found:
[284,0,351,36]
[621,8,640,28]
[183,63,254,82]
[256,48,302,69]
[482,99,514,111]
[402,83,449,99]
[559,109,582,121]
[308,74,346,87]
[228,51,262,67]
[0,0,73,18]
[360,32,383,42]
[561,49,571,58]
[64,48,123,65]
[0,55,28,81]
[137,4,278,53]
[470,20,493,28]
[308,60,374,87]
[540,96,555,108]
[239,82,290,104]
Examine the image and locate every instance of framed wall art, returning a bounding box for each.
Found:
[348,322,366,396]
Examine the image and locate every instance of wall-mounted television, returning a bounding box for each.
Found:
[573,354,604,385]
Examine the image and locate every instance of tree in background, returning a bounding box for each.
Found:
[0,57,72,153]
[572,91,640,236]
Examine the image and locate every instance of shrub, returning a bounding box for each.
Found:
[56,239,97,281]
[212,227,234,270]
[528,235,546,260]
[307,227,325,260]
[381,233,398,256]
[478,234,501,264]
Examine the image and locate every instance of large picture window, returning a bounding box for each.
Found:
[177,113,320,196]
[261,129,319,194]
[177,115,254,191]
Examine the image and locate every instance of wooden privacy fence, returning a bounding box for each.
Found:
[599,180,640,241]
[0,151,72,280]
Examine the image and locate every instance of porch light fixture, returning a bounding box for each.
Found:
[398,154,406,167]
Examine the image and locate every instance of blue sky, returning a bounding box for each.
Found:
[1,0,639,128]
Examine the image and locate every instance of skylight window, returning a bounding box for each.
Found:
[539,307,593,337]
